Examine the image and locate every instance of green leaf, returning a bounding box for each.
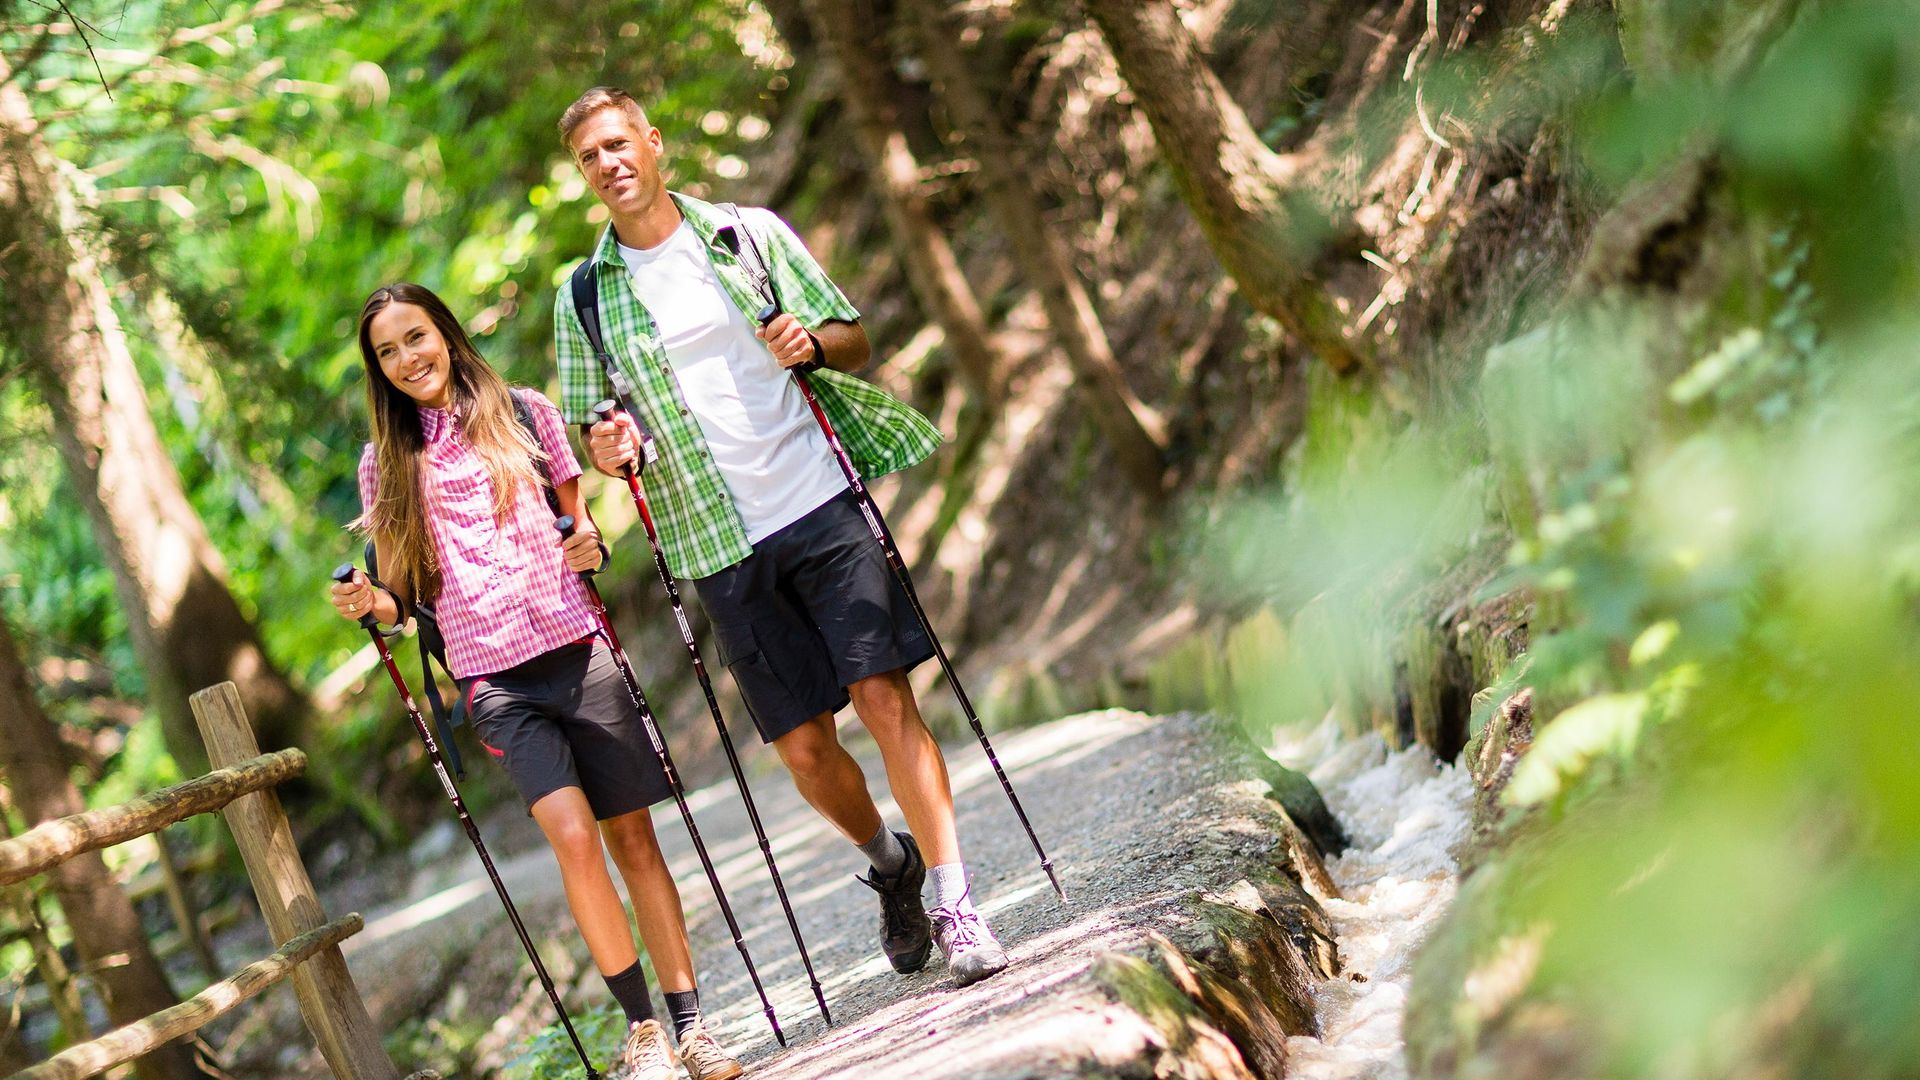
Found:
[1504,692,1649,807]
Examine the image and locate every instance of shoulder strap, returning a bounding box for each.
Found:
[567,257,660,466]
[509,388,563,519]
[569,259,612,374]
[715,203,781,311]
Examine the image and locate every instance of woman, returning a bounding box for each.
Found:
[328,283,743,1080]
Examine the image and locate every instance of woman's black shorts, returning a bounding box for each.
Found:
[693,490,935,744]
[462,637,671,820]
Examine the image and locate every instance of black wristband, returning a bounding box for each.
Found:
[794,330,826,374]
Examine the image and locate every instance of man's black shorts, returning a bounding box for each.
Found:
[693,490,935,743]
[462,638,671,820]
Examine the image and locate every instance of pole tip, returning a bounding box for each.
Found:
[1045,863,1069,904]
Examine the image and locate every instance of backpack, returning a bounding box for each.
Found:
[363,389,563,779]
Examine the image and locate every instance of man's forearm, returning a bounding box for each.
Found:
[811,318,870,373]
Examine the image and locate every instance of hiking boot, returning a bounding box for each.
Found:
[929,894,1010,988]
[676,1020,744,1080]
[855,830,933,973]
[609,1018,677,1080]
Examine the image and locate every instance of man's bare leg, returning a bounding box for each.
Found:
[772,712,886,844]
[847,667,960,867]
[849,666,1010,985]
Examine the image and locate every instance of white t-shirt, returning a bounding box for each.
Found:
[618,218,846,543]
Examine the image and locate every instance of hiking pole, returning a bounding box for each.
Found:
[591,399,834,1028]
[330,565,603,1080]
[755,306,1069,904]
[550,518,787,1047]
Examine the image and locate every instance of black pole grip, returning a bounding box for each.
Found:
[592,399,618,424]
[554,515,576,539]
[755,303,779,327]
[332,564,378,629]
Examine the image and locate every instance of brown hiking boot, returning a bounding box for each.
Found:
[676,1020,744,1080]
[608,1019,677,1080]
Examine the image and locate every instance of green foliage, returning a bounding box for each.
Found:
[0,0,789,824]
[501,1004,626,1080]
[1201,0,1920,1073]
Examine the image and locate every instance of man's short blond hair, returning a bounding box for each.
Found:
[558,87,651,151]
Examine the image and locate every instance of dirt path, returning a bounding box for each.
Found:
[286,708,1334,1078]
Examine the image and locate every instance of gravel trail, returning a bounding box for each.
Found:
[323,709,1307,1078]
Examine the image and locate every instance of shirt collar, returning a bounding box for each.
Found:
[418,402,457,443]
[591,192,737,272]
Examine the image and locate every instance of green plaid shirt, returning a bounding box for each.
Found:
[554,193,942,579]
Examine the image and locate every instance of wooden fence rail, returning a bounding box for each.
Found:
[15,915,364,1080]
[0,750,307,887]
[1,681,403,1080]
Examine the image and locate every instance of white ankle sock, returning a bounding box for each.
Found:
[929,863,970,910]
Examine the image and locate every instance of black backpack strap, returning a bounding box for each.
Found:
[714,202,780,311]
[510,386,608,573]
[510,389,564,519]
[569,256,661,469]
[365,538,464,779]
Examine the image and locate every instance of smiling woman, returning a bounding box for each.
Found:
[329,281,746,1079]
[349,283,548,614]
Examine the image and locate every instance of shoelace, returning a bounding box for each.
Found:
[680,1027,726,1067]
[931,905,982,951]
[624,1023,672,1073]
[859,871,918,941]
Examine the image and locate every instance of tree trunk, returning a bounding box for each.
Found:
[0,617,212,1080]
[1,1025,34,1076]
[0,65,309,773]
[1081,0,1361,372]
[902,0,1172,500]
[799,0,1007,409]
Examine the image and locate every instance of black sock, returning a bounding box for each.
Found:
[664,989,701,1041]
[603,961,655,1025]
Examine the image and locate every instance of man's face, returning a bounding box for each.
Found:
[570,108,665,219]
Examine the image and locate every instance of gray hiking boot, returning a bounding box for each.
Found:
[608,1018,677,1080]
[855,830,933,973]
[676,1020,744,1080]
[929,893,1010,988]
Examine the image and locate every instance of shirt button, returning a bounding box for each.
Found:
[699,450,710,459]
[679,407,689,417]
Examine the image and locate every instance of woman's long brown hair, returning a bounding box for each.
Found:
[352,283,545,607]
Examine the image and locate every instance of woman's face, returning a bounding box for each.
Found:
[368,302,454,410]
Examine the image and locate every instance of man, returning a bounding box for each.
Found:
[550,87,1012,995]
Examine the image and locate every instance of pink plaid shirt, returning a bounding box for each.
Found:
[358,389,599,678]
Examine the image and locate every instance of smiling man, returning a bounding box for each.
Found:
[549,86,1013,992]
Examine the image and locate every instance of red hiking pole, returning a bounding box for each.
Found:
[331,565,603,1080]
[753,306,1068,904]
[550,517,787,1047]
[588,401,833,1027]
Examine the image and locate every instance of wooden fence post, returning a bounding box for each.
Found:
[189,682,400,1080]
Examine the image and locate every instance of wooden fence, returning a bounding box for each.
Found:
[1,682,420,1080]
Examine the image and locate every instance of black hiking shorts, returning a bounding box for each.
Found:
[693,490,935,744]
[461,637,671,820]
